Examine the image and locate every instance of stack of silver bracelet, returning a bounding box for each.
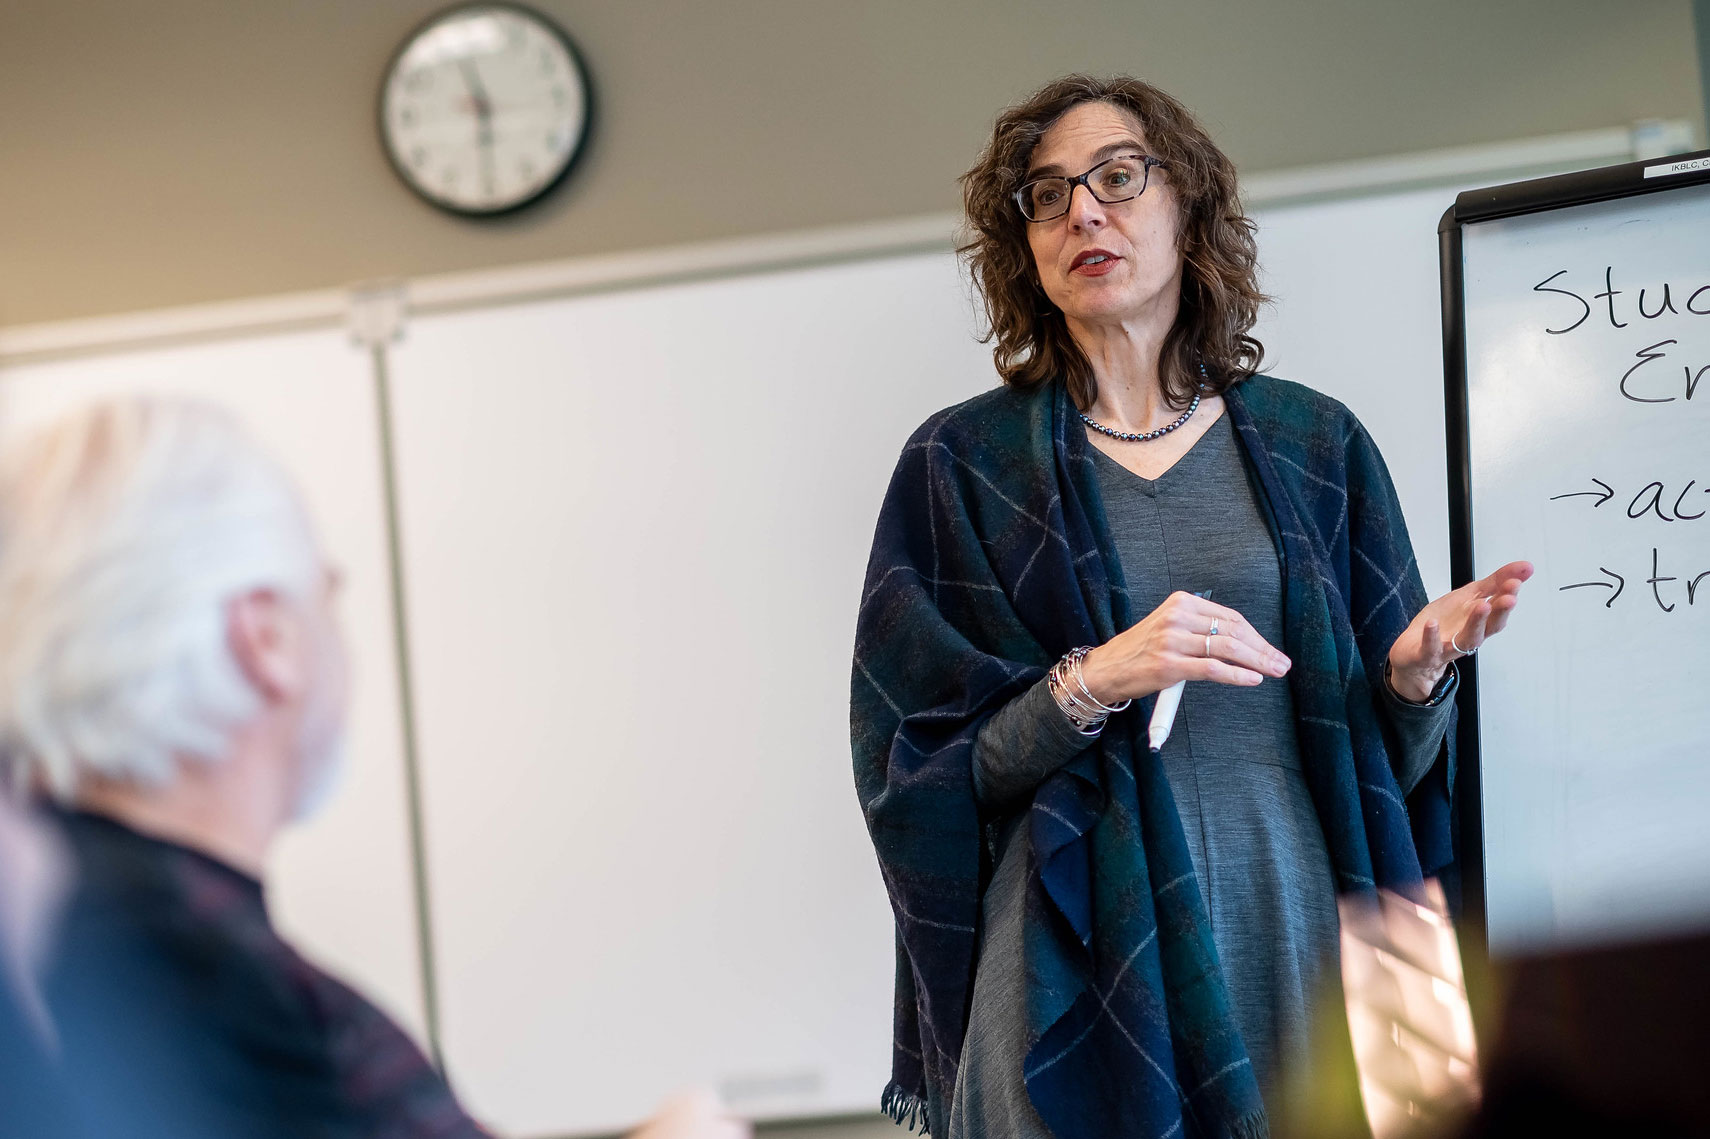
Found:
[1046,646,1132,736]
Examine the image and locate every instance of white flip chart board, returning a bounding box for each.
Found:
[1449,156,1710,955]
[0,330,428,1043]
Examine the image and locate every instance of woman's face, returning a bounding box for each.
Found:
[1024,101,1185,330]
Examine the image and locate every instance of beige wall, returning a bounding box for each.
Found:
[0,0,1703,328]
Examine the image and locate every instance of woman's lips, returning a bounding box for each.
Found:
[1070,250,1120,276]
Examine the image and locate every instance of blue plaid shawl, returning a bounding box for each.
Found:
[851,375,1452,1138]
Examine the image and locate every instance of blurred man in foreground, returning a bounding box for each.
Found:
[0,398,746,1139]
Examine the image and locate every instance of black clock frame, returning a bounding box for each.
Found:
[376,1,595,219]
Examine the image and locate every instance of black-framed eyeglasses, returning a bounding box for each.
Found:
[1013,154,1166,222]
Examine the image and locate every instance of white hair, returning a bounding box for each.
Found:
[0,397,323,799]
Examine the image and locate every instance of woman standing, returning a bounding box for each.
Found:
[852,75,1530,1139]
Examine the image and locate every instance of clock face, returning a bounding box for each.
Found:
[380,4,591,216]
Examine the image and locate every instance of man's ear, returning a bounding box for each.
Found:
[226,590,306,705]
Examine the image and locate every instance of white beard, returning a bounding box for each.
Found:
[289,720,346,823]
[288,624,349,823]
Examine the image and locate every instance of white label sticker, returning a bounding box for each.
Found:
[1643,155,1710,179]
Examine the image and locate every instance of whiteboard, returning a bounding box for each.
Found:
[0,330,428,1042]
[384,252,993,1136]
[1460,179,1710,954]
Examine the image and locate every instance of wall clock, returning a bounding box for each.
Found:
[380,4,592,217]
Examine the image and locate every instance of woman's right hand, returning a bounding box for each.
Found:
[1078,591,1291,706]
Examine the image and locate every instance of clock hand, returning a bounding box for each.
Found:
[457,57,493,118]
[457,58,499,197]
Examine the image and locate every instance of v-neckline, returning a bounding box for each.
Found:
[1088,408,1228,490]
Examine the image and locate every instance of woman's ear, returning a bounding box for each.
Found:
[226,590,307,705]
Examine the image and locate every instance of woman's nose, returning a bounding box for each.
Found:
[1066,184,1107,231]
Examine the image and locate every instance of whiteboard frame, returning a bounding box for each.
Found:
[1437,145,1710,993]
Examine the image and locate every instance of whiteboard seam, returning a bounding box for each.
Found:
[367,340,447,1069]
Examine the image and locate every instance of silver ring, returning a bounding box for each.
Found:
[1208,618,1220,638]
[1205,634,1214,658]
[1451,633,1476,656]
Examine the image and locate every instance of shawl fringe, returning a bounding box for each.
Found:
[881,1082,931,1133]
[1232,1109,1272,1139]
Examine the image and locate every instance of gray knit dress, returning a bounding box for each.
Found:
[946,411,1453,1139]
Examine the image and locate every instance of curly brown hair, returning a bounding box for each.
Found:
[960,75,1268,410]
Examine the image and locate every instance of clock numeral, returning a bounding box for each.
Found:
[410,146,429,168]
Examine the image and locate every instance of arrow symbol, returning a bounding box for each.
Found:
[1558,567,1624,608]
[1549,477,1615,507]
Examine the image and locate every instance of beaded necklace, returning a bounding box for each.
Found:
[1078,362,1209,443]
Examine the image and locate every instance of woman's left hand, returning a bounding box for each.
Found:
[1386,560,1535,702]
